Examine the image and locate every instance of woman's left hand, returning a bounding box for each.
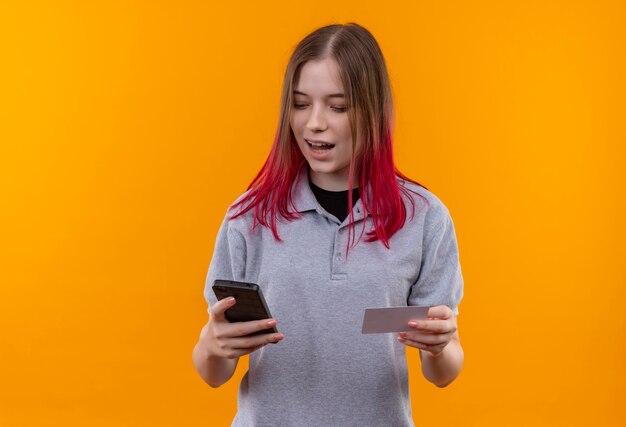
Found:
[397,305,457,357]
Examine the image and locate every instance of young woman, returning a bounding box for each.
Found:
[193,22,464,426]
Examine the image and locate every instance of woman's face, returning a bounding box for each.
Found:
[290,58,355,191]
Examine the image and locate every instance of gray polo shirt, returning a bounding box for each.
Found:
[204,163,464,427]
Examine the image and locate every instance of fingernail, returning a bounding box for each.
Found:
[267,319,276,326]
[273,334,282,341]
[397,336,406,342]
[408,321,417,327]
[227,297,235,304]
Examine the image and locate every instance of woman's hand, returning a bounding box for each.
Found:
[198,297,284,360]
[397,305,457,357]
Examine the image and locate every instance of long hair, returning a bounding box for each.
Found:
[229,22,429,256]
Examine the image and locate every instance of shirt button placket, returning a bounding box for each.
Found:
[331,228,348,281]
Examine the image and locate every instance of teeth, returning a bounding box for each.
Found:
[307,140,333,148]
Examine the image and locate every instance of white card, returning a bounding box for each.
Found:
[361,306,430,334]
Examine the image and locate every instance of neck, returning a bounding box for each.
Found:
[308,167,358,191]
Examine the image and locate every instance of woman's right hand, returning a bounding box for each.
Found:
[198,297,284,360]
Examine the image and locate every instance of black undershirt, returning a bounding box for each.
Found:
[309,181,360,223]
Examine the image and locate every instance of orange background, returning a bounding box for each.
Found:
[1,1,625,425]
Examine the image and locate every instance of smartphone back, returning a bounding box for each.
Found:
[212,279,277,335]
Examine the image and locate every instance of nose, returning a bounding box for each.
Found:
[305,105,327,132]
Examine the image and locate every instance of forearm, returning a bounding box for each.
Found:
[420,339,464,387]
[192,341,239,388]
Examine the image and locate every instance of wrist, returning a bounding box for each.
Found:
[194,341,213,362]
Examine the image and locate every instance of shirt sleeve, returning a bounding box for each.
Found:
[203,213,247,316]
[408,205,464,316]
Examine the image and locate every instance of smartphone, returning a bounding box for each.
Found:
[212,279,278,336]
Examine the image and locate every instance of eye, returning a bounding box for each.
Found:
[292,103,348,113]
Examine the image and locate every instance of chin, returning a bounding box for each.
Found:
[307,161,339,174]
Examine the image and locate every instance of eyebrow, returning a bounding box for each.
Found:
[293,90,345,99]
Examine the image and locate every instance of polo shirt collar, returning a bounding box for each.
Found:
[290,162,368,222]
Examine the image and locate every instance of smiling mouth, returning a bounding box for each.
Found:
[306,140,335,152]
